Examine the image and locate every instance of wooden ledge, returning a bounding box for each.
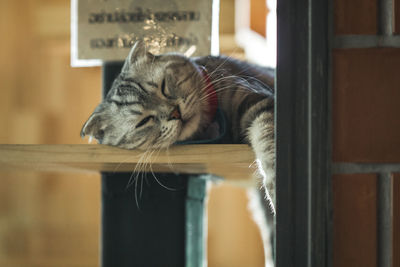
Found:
[0,144,257,184]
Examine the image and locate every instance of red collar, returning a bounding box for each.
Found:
[201,68,218,121]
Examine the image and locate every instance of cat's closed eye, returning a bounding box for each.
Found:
[161,78,173,99]
[136,116,154,128]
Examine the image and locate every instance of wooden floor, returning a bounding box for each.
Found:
[0,0,264,266]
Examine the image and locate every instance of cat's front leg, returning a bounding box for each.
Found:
[244,104,276,214]
[243,103,276,267]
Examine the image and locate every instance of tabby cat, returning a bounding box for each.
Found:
[81,41,275,265]
[81,41,275,203]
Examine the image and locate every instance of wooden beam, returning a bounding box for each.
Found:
[0,144,256,184]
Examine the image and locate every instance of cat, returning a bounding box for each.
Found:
[81,41,275,265]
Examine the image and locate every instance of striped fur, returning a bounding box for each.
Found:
[81,42,275,209]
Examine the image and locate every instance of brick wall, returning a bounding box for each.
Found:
[332,0,400,266]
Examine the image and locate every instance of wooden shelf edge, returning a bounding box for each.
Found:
[0,144,256,183]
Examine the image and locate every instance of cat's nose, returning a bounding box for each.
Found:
[168,106,181,120]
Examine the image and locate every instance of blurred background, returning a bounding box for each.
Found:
[0,0,274,266]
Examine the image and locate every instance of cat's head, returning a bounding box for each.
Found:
[81,42,211,150]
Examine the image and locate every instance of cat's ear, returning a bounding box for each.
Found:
[80,113,100,139]
[80,107,108,143]
[128,41,147,64]
[123,41,154,70]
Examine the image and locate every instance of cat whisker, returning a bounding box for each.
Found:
[206,74,259,91]
[197,49,236,73]
[165,147,174,171]
[149,166,177,191]
[148,145,178,191]
[139,149,153,200]
[113,147,147,173]
[134,168,140,209]
[239,75,274,90]
[249,159,259,169]
[126,148,150,189]
[201,49,240,78]
[184,91,197,108]
[200,60,270,90]
[132,147,156,209]
[206,60,256,81]
[197,73,257,98]
[198,73,270,102]
[199,85,251,102]
[140,172,144,200]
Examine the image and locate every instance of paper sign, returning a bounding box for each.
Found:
[71,0,219,67]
